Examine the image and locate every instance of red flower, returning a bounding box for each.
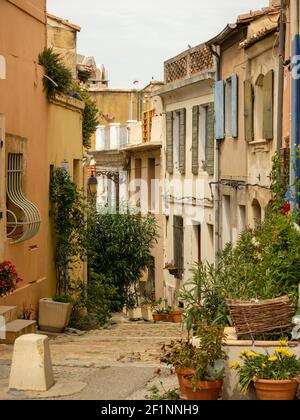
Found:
[280,202,291,215]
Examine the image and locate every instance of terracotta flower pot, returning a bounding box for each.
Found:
[254,379,299,400]
[152,313,161,322]
[172,313,182,323]
[176,368,195,400]
[182,377,223,400]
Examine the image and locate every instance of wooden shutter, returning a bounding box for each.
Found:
[192,106,199,175]
[231,74,238,138]
[244,80,254,142]
[173,216,184,280]
[215,80,225,140]
[205,103,215,176]
[263,70,274,140]
[179,108,186,175]
[166,111,173,174]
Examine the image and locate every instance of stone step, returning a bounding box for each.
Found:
[0,320,37,345]
[0,306,18,324]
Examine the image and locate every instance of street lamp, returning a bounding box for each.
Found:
[87,172,98,196]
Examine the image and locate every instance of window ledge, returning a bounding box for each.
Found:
[249,139,271,153]
[249,139,268,145]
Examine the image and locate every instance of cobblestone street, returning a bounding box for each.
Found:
[0,319,185,400]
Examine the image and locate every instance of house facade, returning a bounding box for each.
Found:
[0,0,48,311]
[210,5,280,256]
[156,44,216,305]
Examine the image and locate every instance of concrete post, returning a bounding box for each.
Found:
[9,334,54,392]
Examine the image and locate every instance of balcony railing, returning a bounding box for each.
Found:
[95,124,128,151]
[126,115,163,146]
[164,43,215,84]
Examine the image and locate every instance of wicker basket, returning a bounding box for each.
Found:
[226,296,294,340]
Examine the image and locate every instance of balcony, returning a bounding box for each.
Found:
[164,43,214,84]
[123,112,163,152]
[95,123,128,151]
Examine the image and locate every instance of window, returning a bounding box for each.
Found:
[193,223,201,262]
[173,111,180,171]
[215,74,238,139]
[73,159,81,187]
[166,108,186,174]
[6,154,41,244]
[173,215,184,280]
[222,195,231,248]
[237,205,246,233]
[148,158,156,212]
[252,199,262,227]
[135,159,142,207]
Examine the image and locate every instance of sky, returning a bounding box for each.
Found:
[47,0,269,88]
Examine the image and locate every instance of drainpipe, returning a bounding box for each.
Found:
[290,0,300,212]
[208,45,221,264]
[277,0,286,154]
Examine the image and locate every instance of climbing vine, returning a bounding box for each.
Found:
[50,168,87,295]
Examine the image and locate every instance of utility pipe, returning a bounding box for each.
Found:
[277,0,286,154]
[290,0,300,211]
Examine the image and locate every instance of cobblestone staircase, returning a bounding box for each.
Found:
[0,306,37,344]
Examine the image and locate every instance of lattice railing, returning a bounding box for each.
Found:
[164,44,214,84]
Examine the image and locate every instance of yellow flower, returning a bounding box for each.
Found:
[279,340,288,347]
[261,363,267,369]
[239,350,249,357]
[275,347,293,358]
[268,356,278,362]
[246,351,260,358]
[230,361,241,370]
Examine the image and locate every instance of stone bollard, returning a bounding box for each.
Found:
[9,334,54,391]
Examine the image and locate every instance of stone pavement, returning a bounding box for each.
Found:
[0,319,185,400]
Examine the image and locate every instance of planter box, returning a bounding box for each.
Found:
[141,307,153,321]
[38,298,72,333]
[128,307,142,320]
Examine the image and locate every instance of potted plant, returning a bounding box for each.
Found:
[126,292,142,320]
[171,307,183,323]
[164,260,178,276]
[162,323,227,400]
[141,298,162,322]
[153,308,164,322]
[39,295,73,333]
[231,341,300,400]
[0,261,23,298]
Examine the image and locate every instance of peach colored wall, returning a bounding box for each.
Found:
[282,6,291,149]
[0,0,48,314]
[220,42,247,180]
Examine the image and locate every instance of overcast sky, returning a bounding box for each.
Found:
[47,0,269,88]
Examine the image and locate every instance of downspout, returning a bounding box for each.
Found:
[277,0,286,154]
[208,44,221,264]
[290,0,300,212]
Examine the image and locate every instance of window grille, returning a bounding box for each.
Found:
[7,154,41,244]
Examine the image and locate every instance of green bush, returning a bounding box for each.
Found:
[38,48,73,98]
[87,205,158,309]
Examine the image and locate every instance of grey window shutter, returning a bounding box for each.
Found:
[244,80,254,142]
[173,215,184,280]
[205,103,215,176]
[192,106,199,175]
[263,70,274,140]
[214,80,225,140]
[166,111,173,174]
[231,74,238,138]
[179,108,186,175]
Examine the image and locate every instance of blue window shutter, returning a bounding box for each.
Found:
[231,74,238,138]
[215,80,225,140]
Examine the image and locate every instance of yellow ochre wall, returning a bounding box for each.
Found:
[0,0,48,313]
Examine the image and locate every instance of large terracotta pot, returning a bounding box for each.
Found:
[172,312,182,323]
[254,379,299,400]
[182,377,223,400]
[152,313,161,322]
[176,368,195,400]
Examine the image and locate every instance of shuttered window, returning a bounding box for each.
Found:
[205,103,215,176]
[215,80,225,140]
[192,106,200,175]
[166,112,173,174]
[263,70,274,140]
[179,108,186,175]
[231,74,238,138]
[173,215,184,280]
[244,80,254,142]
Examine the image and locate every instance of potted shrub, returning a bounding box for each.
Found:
[39,295,73,333]
[171,307,183,323]
[141,298,162,322]
[231,341,300,400]
[162,324,227,400]
[0,261,23,298]
[153,308,164,322]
